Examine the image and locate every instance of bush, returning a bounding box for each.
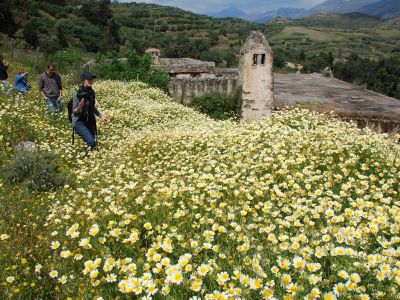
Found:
[1,151,70,192]
[189,91,240,120]
[94,51,171,93]
[39,36,62,55]
[47,47,84,73]
[273,53,286,69]
[332,53,400,99]
[199,49,237,67]
[302,51,334,73]
[36,1,67,18]
[55,18,106,52]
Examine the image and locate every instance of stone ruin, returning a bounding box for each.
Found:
[239,31,274,121]
[148,31,400,132]
[147,30,273,121]
[151,55,238,106]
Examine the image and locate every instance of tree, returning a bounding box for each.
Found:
[273,52,285,69]
[128,37,145,54]
[200,49,237,67]
[224,51,237,67]
[158,22,168,32]
[56,25,68,48]
[209,31,219,46]
[327,51,334,68]
[164,33,196,58]
[98,0,112,24]
[194,39,209,53]
[27,0,40,17]
[69,19,107,52]
[22,21,39,46]
[302,52,334,73]
[332,53,400,100]
[0,0,17,35]
[80,0,97,24]
[80,0,112,26]
[94,51,170,93]
[131,8,150,18]
[372,68,397,96]
[39,36,62,55]
[108,18,121,44]
[298,49,306,61]
[42,0,66,4]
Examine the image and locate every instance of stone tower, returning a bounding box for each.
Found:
[239,31,274,121]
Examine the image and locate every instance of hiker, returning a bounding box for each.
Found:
[71,71,109,149]
[39,63,63,112]
[0,53,11,96]
[14,71,29,94]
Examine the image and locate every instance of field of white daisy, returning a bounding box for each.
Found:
[0,77,399,299]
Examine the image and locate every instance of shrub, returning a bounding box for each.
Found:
[189,91,240,120]
[47,47,84,73]
[332,53,400,99]
[36,1,67,18]
[39,36,62,55]
[1,151,70,192]
[200,48,237,67]
[94,51,171,93]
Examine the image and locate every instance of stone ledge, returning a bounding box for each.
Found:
[159,58,215,74]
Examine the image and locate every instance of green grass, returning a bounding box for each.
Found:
[291,13,384,29]
[271,26,344,42]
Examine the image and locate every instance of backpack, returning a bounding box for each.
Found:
[67,97,75,144]
[67,97,73,123]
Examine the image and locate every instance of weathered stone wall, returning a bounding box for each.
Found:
[170,76,238,104]
[159,58,215,74]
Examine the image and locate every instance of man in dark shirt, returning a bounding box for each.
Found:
[38,63,63,112]
[0,53,11,96]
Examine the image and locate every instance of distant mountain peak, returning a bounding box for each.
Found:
[208,7,247,19]
[311,0,382,14]
[207,0,400,22]
[359,0,400,19]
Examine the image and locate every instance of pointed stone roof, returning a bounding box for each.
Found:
[240,31,272,54]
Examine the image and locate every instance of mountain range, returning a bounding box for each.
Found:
[208,0,400,22]
[359,0,400,19]
[309,0,378,14]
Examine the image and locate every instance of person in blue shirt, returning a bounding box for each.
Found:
[14,71,29,94]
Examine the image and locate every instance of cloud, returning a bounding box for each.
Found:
[117,0,325,14]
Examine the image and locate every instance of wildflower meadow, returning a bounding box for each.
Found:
[0,77,400,299]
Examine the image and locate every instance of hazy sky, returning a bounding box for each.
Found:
[117,0,325,14]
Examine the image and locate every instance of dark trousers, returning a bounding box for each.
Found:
[74,121,96,147]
